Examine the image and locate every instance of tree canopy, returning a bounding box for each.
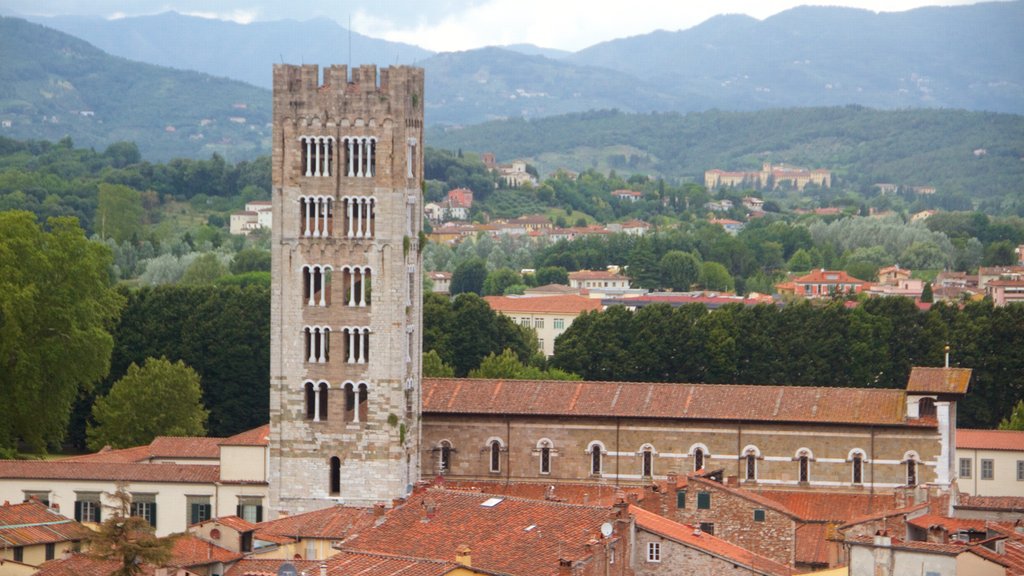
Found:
[0,212,123,454]
[88,357,208,450]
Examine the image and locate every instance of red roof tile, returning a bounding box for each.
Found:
[171,534,243,567]
[793,269,868,285]
[754,490,900,523]
[343,488,616,576]
[441,480,642,507]
[484,294,602,315]
[422,378,919,427]
[62,444,154,464]
[147,436,222,459]
[907,367,972,395]
[254,505,376,541]
[0,460,221,483]
[220,425,270,447]
[907,514,987,533]
[958,429,1024,451]
[194,515,259,533]
[36,554,157,576]
[630,505,793,576]
[845,534,967,554]
[0,501,87,547]
[957,496,1024,513]
[227,551,463,576]
[794,523,831,566]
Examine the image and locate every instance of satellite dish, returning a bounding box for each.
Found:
[277,562,297,576]
[600,522,613,537]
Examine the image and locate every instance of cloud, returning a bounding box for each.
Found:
[179,9,259,24]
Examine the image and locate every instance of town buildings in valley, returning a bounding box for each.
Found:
[705,163,831,191]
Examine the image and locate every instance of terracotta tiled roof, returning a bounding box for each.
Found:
[907,514,986,533]
[36,554,157,576]
[794,523,830,566]
[754,491,900,523]
[220,425,270,447]
[793,269,868,285]
[568,270,624,281]
[147,436,222,459]
[957,495,1024,513]
[226,552,463,576]
[686,478,799,520]
[0,501,87,547]
[61,444,154,464]
[422,378,918,426]
[957,429,1024,451]
[844,534,967,554]
[611,189,643,197]
[907,367,972,395]
[0,460,221,483]
[484,294,602,315]
[441,480,643,507]
[524,283,578,295]
[343,488,615,576]
[630,505,793,576]
[969,540,1024,576]
[254,505,376,540]
[195,515,259,533]
[171,534,243,567]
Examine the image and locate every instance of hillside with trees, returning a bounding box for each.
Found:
[0,17,270,162]
[428,107,1024,214]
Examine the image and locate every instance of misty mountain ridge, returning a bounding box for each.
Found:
[21,2,1024,120]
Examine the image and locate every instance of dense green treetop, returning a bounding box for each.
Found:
[87,357,208,450]
[0,212,123,455]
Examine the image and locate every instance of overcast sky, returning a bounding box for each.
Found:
[4,0,994,52]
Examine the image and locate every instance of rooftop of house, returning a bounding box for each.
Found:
[568,269,625,281]
[341,488,617,576]
[64,425,269,463]
[171,533,243,567]
[483,294,602,315]
[629,505,793,576]
[421,378,930,427]
[226,551,468,576]
[907,514,987,534]
[957,429,1024,451]
[523,283,578,295]
[906,367,972,395]
[0,460,224,484]
[0,500,87,547]
[753,490,900,523]
[844,534,968,555]
[440,480,643,507]
[793,269,869,285]
[254,504,377,541]
[956,495,1024,513]
[194,515,259,534]
[36,554,156,576]
[611,189,642,196]
[794,523,831,567]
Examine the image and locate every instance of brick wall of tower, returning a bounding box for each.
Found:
[269,64,424,515]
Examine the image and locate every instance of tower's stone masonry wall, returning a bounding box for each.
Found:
[270,64,424,515]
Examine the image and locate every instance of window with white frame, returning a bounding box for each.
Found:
[553,318,565,330]
[1018,460,1024,482]
[489,440,502,474]
[75,492,101,523]
[960,458,972,479]
[539,440,552,475]
[646,541,661,562]
[982,459,994,480]
[130,493,157,528]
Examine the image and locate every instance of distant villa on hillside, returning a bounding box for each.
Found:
[705,162,831,191]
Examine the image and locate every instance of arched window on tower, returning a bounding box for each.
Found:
[693,448,705,472]
[439,441,453,474]
[318,384,328,421]
[851,451,865,485]
[329,456,341,495]
[918,397,936,418]
[641,445,655,478]
[489,440,502,474]
[798,450,812,483]
[304,381,315,420]
[905,452,920,486]
[589,443,604,476]
[743,447,759,481]
[538,439,553,475]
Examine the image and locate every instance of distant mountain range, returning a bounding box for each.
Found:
[19,1,1024,124]
[0,17,270,161]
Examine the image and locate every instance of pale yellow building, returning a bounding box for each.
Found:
[956,429,1024,497]
[483,294,602,356]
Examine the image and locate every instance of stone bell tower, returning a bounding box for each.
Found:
[268,64,424,514]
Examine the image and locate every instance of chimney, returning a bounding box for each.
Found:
[320,561,327,576]
[373,503,386,517]
[693,527,702,537]
[558,558,573,575]
[422,497,437,522]
[725,475,738,487]
[455,544,471,566]
[666,472,678,487]
[583,492,589,505]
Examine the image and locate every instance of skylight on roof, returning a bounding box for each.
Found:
[480,497,504,507]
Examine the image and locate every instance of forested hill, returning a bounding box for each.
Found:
[428,107,1024,203]
[0,17,270,162]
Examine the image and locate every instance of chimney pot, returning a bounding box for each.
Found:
[373,503,386,517]
[455,544,472,567]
